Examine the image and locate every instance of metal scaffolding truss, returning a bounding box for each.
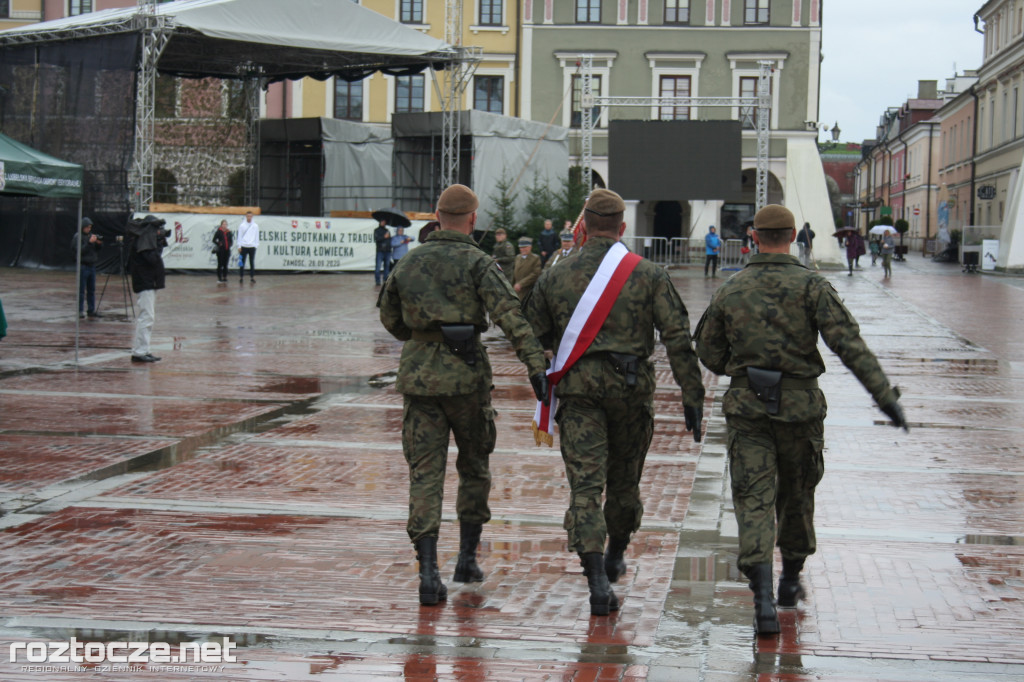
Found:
[580,56,774,210]
[130,3,170,212]
[436,0,480,191]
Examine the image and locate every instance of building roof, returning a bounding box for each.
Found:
[0,0,458,82]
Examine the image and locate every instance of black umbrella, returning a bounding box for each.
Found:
[372,208,411,228]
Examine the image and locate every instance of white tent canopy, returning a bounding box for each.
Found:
[0,0,458,81]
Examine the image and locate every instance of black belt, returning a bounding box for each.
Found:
[730,376,818,390]
[411,330,446,343]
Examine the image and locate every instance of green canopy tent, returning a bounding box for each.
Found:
[0,132,86,362]
[0,132,84,199]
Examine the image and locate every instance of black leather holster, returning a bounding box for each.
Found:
[440,324,477,366]
[746,367,782,415]
[607,352,639,387]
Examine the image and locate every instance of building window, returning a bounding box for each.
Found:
[0,0,9,18]
[395,75,425,113]
[479,0,502,25]
[335,79,364,121]
[744,0,769,25]
[69,0,93,16]
[473,76,503,114]
[659,76,691,120]
[576,0,601,24]
[400,0,423,23]
[664,0,689,24]
[571,74,602,127]
[739,76,757,128]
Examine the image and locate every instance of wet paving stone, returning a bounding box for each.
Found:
[2,264,1024,680]
[0,508,676,646]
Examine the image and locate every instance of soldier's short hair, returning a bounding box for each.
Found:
[495,227,506,235]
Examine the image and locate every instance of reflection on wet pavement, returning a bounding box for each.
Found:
[1,260,1023,680]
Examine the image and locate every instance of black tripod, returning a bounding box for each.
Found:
[96,237,135,320]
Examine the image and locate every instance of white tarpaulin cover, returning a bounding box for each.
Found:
[392,111,569,221]
[0,0,457,82]
[148,213,426,272]
[322,118,394,213]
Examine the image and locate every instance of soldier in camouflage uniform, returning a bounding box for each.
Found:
[525,189,705,616]
[378,184,549,606]
[491,227,516,282]
[694,204,908,635]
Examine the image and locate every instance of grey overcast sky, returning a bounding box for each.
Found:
[819,0,984,144]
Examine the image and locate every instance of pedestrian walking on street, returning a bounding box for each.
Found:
[378,184,549,607]
[704,225,721,278]
[694,204,908,636]
[373,218,392,286]
[524,188,705,617]
[881,230,895,278]
[127,215,169,363]
[71,217,103,318]
[237,211,259,283]
[390,226,413,269]
[845,231,864,276]
[796,221,815,267]
[869,237,880,266]
[212,219,233,283]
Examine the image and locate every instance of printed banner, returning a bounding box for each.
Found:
[137,213,427,272]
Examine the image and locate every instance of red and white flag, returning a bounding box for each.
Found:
[532,241,642,446]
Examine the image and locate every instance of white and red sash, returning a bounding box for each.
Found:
[532,241,643,446]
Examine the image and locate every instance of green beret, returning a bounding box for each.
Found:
[518,236,533,246]
[437,184,479,214]
[585,188,626,217]
[753,204,795,230]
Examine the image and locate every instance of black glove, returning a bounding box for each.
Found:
[683,404,703,443]
[530,373,550,405]
[880,401,909,432]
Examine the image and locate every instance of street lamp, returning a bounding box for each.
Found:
[830,122,841,142]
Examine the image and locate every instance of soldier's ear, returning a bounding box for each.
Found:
[617,222,626,238]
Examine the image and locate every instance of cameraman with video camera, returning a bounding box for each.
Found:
[71,217,103,319]
[127,215,169,363]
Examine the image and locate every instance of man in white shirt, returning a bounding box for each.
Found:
[237,211,260,283]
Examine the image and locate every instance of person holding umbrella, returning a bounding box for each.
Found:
[373,208,411,286]
[869,223,897,278]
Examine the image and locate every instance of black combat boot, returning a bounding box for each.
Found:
[414,537,448,606]
[604,536,629,583]
[777,557,806,608]
[747,563,780,635]
[452,522,484,583]
[581,552,619,616]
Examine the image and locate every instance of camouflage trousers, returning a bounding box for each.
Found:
[556,394,655,554]
[402,390,497,542]
[726,415,825,574]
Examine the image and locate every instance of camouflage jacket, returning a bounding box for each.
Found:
[378,229,547,396]
[525,236,705,404]
[694,252,898,421]
[492,239,516,275]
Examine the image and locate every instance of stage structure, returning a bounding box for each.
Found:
[0,0,467,265]
[580,56,773,211]
[392,110,569,218]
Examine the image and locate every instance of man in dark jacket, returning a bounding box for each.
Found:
[374,219,393,285]
[127,215,168,363]
[71,217,103,318]
[538,219,559,266]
